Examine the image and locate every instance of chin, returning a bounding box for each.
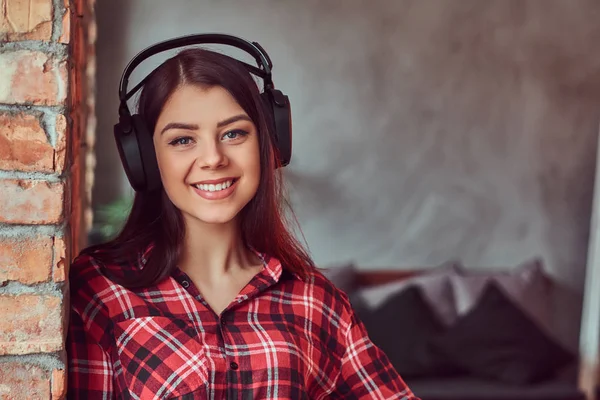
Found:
[184,207,244,226]
[196,214,238,225]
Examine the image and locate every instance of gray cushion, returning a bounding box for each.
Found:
[355,261,460,326]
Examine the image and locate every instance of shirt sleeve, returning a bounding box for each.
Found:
[332,309,420,400]
[66,256,116,399]
[67,307,115,399]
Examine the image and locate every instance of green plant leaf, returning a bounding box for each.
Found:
[95,196,133,240]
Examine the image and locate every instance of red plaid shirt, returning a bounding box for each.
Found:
[67,250,418,399]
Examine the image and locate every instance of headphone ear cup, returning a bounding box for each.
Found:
[114,118,147,192]
[131,115,162,192]
[113,115,162,192]
[261,89,292,167]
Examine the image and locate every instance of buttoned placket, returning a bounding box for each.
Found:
[177,273,242,390]
[175,266,279,397]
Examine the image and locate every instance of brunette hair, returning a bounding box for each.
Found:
[83,48,314,287]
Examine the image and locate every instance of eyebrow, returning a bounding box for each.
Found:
[160,114,252,135]
[160,122,198,135]
[217,114,252,128]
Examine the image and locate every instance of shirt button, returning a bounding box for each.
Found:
[181,280,190,288]
[230,362,239,370]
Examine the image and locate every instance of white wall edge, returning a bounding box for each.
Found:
[579,123,600,399]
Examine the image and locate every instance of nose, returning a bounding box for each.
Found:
[196,139,227,169]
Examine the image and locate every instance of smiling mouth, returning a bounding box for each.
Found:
[191,178,237,192]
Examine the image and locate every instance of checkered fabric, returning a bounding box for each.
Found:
[67,251,418,399]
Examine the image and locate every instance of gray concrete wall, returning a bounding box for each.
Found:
[94,0,600,351]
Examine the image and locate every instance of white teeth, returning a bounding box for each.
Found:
[194,180,233,192]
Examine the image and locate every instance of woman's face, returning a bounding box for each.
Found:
[153,84,261,226]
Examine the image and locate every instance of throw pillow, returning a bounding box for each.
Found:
[451,258,553,339]
[364,285,461,379]
[432,282,574,384]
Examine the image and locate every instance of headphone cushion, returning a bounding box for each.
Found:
[261,89,292,167]
[131,114,162,192]
[114,119,147,191]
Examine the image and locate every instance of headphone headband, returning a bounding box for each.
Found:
[119,33,274,104]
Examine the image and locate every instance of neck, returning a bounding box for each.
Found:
[178,217,255,281]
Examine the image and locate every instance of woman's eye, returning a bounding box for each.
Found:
[222,130,248,141]
[169,137,193,146]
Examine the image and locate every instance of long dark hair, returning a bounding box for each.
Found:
[83,48,314,287]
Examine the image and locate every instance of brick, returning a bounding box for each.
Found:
[0,180,64,224]
[0,0,54,41]
[52,236,66,282]
[0,113,53,172]
[51,369,66,399]
[0,295,62,355]
[0,51,68,106]
[0,236,53,284]
[0,362,51,399]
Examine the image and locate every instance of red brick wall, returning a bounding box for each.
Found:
[0,0,95,398]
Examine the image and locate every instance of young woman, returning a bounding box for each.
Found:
[67,35,418,399]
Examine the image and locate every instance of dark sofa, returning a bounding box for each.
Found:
[405,376,584,400]
[323,260,585,400]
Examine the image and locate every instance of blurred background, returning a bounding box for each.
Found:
[91,1,600,398]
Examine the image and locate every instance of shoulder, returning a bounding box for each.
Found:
[314,267,355,308]
[69,252,110,293]
[280,265,355,323]
[70,245,144,287]
[275,266,361,357]
[68,249,138,315]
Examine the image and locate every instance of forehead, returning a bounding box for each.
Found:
[157,85,247,125]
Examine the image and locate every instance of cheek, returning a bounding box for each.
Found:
[155,150,189,186]
[155,151,172,179]
[246,144,261,183]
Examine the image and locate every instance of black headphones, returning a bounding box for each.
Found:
[114,33,292,192]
